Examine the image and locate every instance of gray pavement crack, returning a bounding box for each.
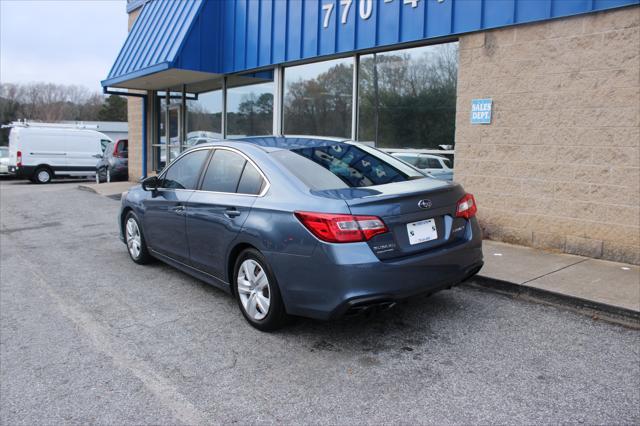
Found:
[521,258,590,286]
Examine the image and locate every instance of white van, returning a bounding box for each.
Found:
[7,125,112,183]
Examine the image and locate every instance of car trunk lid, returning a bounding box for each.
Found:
[314,179,468,259]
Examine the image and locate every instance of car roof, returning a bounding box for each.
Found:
[194,136,351,152]
[393,152,447,160]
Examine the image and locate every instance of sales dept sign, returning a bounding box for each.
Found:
[471,99,492,124]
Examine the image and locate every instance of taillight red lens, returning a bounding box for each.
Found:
[16,150,22,167]
[294,211,388,243]
[456,193,477,219]
[113,143,120,158]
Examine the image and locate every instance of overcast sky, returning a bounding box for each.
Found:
[0,0,129,92]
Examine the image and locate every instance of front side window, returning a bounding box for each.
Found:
[101,139,111,152]
[161,149,210,190]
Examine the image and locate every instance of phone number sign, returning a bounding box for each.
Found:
[470,99,492,125]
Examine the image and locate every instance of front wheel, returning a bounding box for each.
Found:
[124,212,152,264]
[234,249,288,331]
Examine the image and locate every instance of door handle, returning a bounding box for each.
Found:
[171,205,186,215]
[225,208,241,218]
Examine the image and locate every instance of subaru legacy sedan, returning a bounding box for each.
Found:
[119,137,483,331]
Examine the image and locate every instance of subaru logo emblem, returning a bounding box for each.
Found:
[418,199,432,209]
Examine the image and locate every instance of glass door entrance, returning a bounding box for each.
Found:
[155,100,183,171]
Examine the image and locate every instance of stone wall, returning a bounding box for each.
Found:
[454,6,640,264]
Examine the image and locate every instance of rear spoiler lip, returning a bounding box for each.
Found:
[310,180,461,204]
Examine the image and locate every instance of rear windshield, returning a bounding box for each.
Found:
[271,143,424,190]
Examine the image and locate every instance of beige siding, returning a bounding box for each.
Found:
[126,8,144,182]
[454,6,640,264]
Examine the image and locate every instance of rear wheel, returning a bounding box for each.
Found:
[124,212,151,264]
[33,167,52,184]
[233,249,288,331]
[98,166,108,182]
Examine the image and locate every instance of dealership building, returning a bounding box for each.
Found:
[104,0,640,264]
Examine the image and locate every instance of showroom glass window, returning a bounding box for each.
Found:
[283,58,353,138]
[186,90,222,146]
[226,82,274,138]
[358,43,459,149]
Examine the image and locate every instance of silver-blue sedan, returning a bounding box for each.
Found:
[118,137,483,331]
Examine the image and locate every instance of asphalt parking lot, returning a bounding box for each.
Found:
[1,179,639,425]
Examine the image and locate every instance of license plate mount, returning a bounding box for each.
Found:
[406,218,438,245]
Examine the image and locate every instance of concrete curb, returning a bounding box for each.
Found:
[467,275,640,329]
[77,184,98,194]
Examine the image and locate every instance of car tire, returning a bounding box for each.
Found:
[233,248,288,331]
[124,211,152,264]
[33,167,53,184]
[98,166,107,182]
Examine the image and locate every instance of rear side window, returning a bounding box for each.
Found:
[201,150,246,193]
[426,158,443,169]
[237,163,265,195]
[162,149,209,190]
[116,140,128,153]
[271,143,421,190]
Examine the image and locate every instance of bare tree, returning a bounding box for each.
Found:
[0,81,106,123]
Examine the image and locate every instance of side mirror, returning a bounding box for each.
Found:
[141,176,159,191]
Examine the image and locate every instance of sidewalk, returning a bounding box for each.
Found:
[475,240,640,322]
[77,181,134,198]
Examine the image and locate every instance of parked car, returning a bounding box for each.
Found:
[191,136,221,146]
[0,146,10,176]
[119,137,483,331]
[7,125,111,183]
[97,139,128,182]
[392,152,453,181]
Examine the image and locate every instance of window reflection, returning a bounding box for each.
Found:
[226,82,274,137]
[358,43,458,149]
[284,58,353,138]
[187,90,222,146]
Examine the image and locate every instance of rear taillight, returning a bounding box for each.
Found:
[113,144,120,158]
[456,193,477,219]
[16,150,22,167]
[294,211,388,243]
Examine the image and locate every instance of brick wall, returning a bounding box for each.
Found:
[126,8,144,182]
[454,6,640,264]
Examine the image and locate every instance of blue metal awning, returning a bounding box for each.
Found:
[101,0,223,91]
[105,0,639,91]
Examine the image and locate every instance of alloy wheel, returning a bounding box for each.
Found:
[237,259,271,321]
[126,218,142,259]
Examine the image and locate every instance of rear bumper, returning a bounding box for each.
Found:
[9,165,34,179]
[265,218,483,320]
